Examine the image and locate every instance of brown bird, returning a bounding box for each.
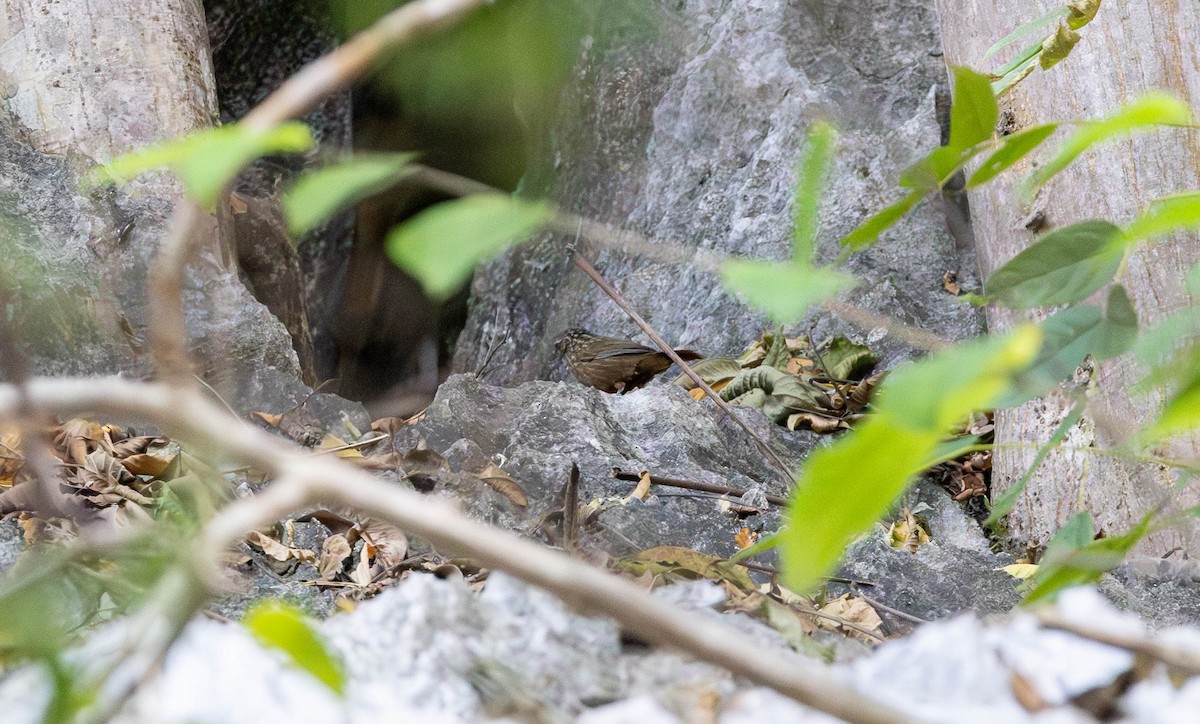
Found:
[557,328,703,394]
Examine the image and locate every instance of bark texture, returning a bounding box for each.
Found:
[0,0,217,167]
[934,2,1200,553]
[0,0,310,410]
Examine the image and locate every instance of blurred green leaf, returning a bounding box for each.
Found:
[386,195,552,301]
[967,124,1058,188]
[899,146,975,192]
[792,121,838,259]
[721,260,857,325]
[984,220,1124,308]
[244,600,346,696]
[949,67,999,150]
[93,123,314,208]
[1152,370,1200,438]
[840,191,923,250]
[1022,93,1193,198]
[782,327,1040,591]
[1001,287,1137,406]
[1122,192,1200,245]
[1022,511,1151,605]
[876,325,1042,431]
[283,153,418,236]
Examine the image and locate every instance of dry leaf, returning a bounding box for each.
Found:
[630,470,652,501]
[371,417,407,435]
[358,519,409,570]
[942,270,961,295]
[999,563,1039,579]
[121,453,175,478]
[785,357,816,375]
[250,411,283,428]
[319,534,353,580]
[247,530,316,565]
[886,508,931,553]
[402,445,449,491]
[475,462,528,507]
[818,594,884,643]
[734,527,758,549]
[0,424,24,487]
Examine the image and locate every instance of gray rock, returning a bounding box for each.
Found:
[402,373,801,557]
[453,0,984,387]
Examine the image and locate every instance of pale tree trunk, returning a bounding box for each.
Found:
[934,3,1200,554]
[0,0,217,168]
[0,0,310,398]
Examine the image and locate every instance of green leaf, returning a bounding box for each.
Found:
[1004,286,1137,403]
[93,123,314,208]
[839,191,924,250]
[983,8,1069,61]
[984,220,1124,308]
[899,146,975,192]
[783,421,933,591]
[386,195,552,301]
[1152,372,1200,438]
[876,325,1043,431]
[992,40,1043,78]
[244,600,346,696]
[967,124,1058,188]
[949,67,1000,150]
[1122,192,1200,245]
[1022,512,1151,605]
[1043,511,1096,559]
[1022,93,1193,198]
[922,436,985,469]
[781,327,1041,591]
[721,260,857,325]
[283,153,418,236]
[792,121,838,260]
[992,49,1041,97]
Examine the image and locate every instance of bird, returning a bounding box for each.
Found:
[556,328,703,394]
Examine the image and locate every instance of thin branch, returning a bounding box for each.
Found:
[0,376,911,724]
[1035,610,1200,677]
[572,251,795,482]
[612,467,789,507]
[821,300,950,352]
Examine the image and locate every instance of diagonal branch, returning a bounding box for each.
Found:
[571,252,796,482]
[0,375,909,724]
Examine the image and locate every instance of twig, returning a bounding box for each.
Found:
[0,375,911,724]
[612,467,789,507]
[850,583,929,625]
[572,252,795,482]
[802,607,885,643]
[410,163,948,353]
[821,300,950,352]
[1035,610,1200,676]
[563,463,580,553]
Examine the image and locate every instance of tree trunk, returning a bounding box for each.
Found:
[0,0,313,408]
[0,0,216,167]
[934,3,1200,554]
